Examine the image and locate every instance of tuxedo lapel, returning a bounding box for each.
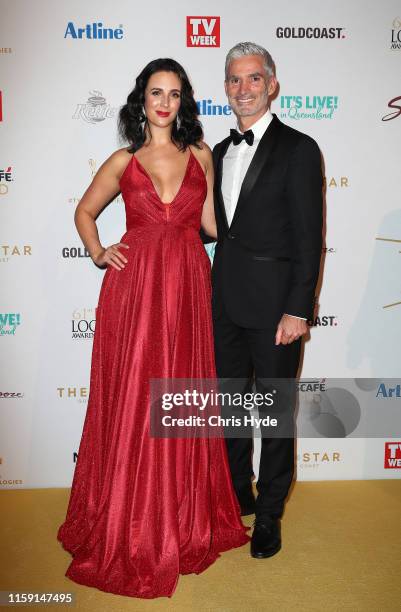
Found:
[214,136,231,231]
[230,114,282,229]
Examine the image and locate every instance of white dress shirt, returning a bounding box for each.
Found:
[222,109,273,226]
[221,109,305,321]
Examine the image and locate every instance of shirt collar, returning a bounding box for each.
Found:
[237,108,273,142]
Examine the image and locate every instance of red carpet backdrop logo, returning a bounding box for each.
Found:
[186,16,220,47]
[276,25,346,39]
[280,95,339,120]
[384,442,401,468]
[390,17,401,49]
[0,313,21,336]
[0,166,13,195]
[71,308,96,340]
[64,21,124,40]
[381,96,401,121]
[73,90,119,123]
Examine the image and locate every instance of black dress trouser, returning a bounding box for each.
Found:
[213,301,302,521]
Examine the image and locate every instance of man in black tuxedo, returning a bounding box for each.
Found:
[211,42,323,558]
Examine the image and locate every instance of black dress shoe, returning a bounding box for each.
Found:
[251,519,281,558]
[235,483,256,516]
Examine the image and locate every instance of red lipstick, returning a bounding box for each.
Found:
[156,111,170,117]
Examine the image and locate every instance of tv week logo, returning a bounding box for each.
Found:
[384,442,401,468]
[187,17,220,47]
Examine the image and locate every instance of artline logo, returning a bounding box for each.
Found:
[276,26,345,39]
[390,17,401,49]
[73,91,119,123]
[71,308,96,339]
[62,246,90,258]
[384,442,401,468]
[382,96,401,121]
[280,95,338,120]
[64,22,124,40]
[0,313,21,336]
[0,166,13,195]
[376,383,401,398]
[187,17,220,47]
[196,98,231,116]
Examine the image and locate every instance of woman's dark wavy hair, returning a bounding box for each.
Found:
[118,58,203,153]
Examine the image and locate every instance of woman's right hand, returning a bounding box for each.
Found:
[93,243,130,271]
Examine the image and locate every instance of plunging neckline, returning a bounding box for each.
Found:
[133,149,193,205]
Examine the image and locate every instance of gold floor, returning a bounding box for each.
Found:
[1,481,400,612]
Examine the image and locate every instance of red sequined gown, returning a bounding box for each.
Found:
[57,150,249,598]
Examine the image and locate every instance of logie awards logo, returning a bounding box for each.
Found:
[390,17,401,50]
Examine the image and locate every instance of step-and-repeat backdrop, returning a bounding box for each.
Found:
[1,0,400,488]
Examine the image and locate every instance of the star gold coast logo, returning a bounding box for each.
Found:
[57,387,89,403]
[297,451,341,469]
[375,236,401,309]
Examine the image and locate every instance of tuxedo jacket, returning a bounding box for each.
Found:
[211,113,323,329]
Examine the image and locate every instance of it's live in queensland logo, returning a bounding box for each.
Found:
[0,313,21,336]
[64,22,124,40]
[280,95,339,120]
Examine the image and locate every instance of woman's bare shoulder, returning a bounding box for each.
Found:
[190,141,213,170]
[99,147,133,178]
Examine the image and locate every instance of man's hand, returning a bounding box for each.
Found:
[275,314,308,346]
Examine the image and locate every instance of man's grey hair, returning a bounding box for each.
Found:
[225,42,276,80]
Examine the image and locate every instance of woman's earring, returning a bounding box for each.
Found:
[176,115,181,130]
[141,106,146,122]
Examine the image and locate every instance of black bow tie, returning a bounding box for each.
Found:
[230,128,254,146]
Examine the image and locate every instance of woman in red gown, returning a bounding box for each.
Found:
[57,58,249,598]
